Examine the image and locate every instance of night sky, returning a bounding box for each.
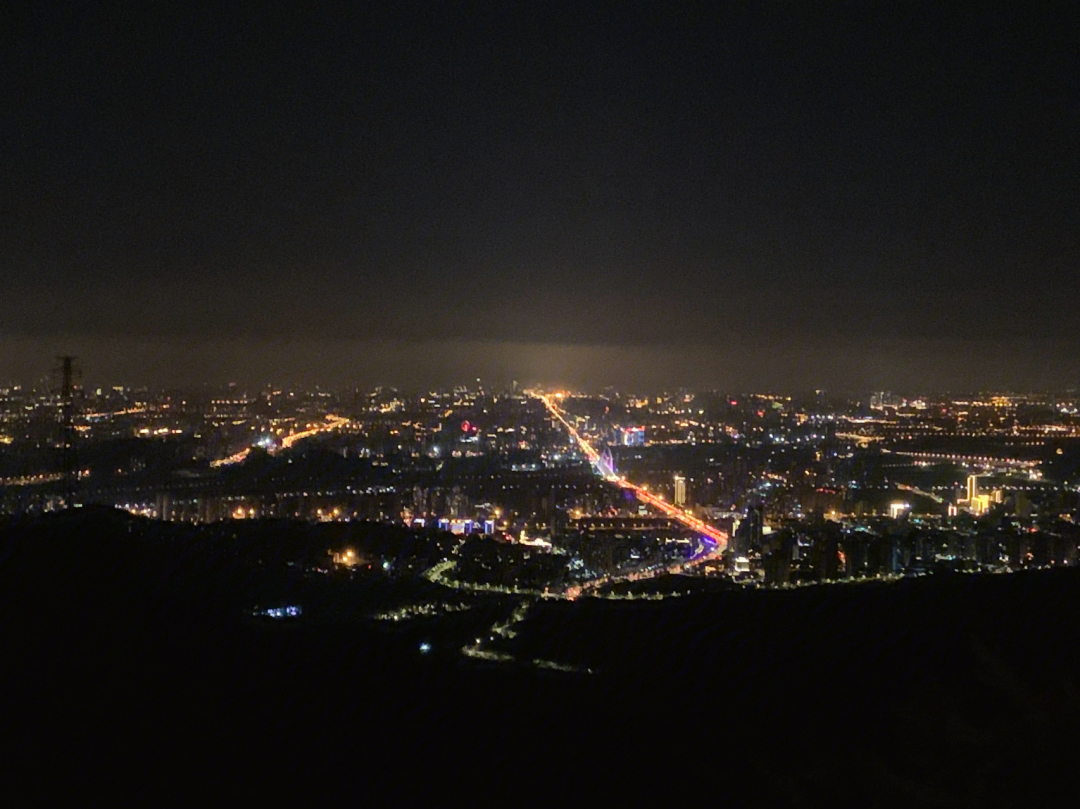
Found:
[3,4,1077,390]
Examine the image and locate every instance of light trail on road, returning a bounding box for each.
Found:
[211,414,351,467]
[279,414,350,449]
[531,390,728,550]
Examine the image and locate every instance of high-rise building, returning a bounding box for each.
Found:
[673,475,687,507]
[870,391,901,410]
[155,492,172,521]
[963,474,994,515]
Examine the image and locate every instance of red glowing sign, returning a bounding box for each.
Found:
[461,420,472,432]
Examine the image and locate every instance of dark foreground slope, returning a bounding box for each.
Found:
[2,508,1079,807]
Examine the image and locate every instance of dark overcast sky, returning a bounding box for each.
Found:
[2,3,1077,389]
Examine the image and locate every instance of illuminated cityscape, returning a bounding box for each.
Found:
[6,381,1080,589]
[4,3,1077,805]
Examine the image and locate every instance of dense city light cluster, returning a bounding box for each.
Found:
[4,382,1080,600]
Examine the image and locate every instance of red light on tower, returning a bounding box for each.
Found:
[461,420,471,432]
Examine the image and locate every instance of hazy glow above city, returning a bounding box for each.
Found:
[3,336,1079,393]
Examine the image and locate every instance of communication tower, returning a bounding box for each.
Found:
[57,356,79,506]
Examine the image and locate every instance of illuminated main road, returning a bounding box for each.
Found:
[530,390,729,553]
[279,414,351,449]
[416,393,733,664]
[211,414,351,467]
